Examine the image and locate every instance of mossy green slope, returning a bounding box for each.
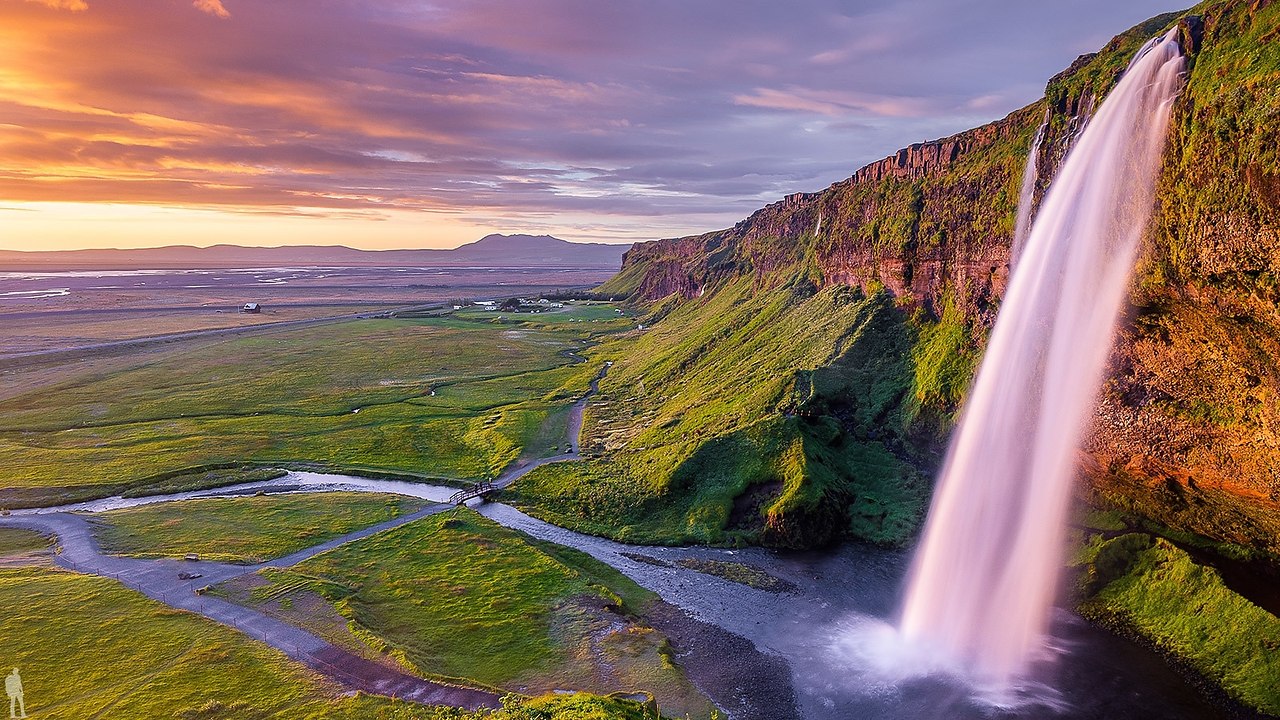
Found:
[1078,534,1280,715]
[516,2,1280,562]
[509,8,1165,553]
[510,275,931,548]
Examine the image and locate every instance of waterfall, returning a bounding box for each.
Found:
[1010,112,1048,267]
[896,29,1186,691]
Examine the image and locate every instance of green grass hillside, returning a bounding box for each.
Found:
[1077,534,1280,714]
[514,2,1280,563]
[510,274,934,548]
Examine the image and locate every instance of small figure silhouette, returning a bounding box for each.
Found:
[5,668,24,719]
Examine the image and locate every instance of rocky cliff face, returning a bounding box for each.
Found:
[613,2,1280,551]
[620,103,1037,331]
[1087,4,1280,551]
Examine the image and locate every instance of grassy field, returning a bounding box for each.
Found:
[0,566,664,719]
[0,566,347,718]
[219,509,715,719]
[0,528,50,556]
[93,492,427,563]
[0,315,618,507]
[507,278,929,548]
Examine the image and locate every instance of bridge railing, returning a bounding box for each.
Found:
[447,481,495,505]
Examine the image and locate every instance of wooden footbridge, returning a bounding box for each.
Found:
[448,481,496,505]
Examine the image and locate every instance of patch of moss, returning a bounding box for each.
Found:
[674,558,794,593]
[1079,534,1280,715]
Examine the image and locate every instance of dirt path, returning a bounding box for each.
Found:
[492,360,609,488]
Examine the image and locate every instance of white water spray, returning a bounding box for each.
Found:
[896,30,1186,690]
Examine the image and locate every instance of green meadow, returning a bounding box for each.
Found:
[93,492,427,563]
[220,508,715,719]
[0,566,665,720]
[0,314,621,508]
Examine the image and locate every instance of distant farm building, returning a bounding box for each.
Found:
[241,303,261,314]
[493,297,564,313]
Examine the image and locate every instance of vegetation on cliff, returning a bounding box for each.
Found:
[1088,0,1280,556]
[513,9,1224,550]
[508,278,928,548]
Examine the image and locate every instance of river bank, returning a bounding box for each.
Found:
[1,471,1229,719]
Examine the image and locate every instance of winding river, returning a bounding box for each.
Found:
[0,470,1227,720]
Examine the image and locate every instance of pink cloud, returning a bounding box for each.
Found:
[192,0,229,18]
[24,0,228,14]
[733,87,935,119]
[25,0,87,10]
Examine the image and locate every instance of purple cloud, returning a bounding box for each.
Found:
[2,0,1182,244]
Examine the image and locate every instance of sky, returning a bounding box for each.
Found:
[0,0,1182,251]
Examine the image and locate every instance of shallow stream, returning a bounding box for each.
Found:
[6,471,1228,719]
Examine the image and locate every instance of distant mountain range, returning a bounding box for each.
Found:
[0,234,629,269]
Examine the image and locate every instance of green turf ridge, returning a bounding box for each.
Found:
[221,509,715,719]
[1077,533,1280,715]
[92,492,428,564]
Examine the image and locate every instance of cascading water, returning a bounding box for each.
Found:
[896,29,1187,691]
[1010,112,1047,267]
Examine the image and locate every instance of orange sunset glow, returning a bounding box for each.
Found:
[2,0,1177,251]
